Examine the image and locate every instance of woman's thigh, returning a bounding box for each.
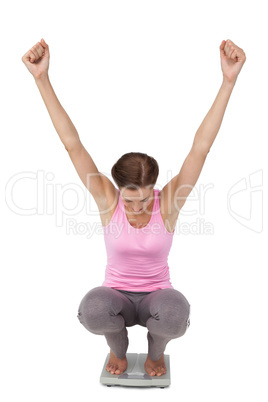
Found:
[77,286,137,329]
[137,288,191,332]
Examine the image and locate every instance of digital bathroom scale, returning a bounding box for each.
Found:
[100,353,170,388]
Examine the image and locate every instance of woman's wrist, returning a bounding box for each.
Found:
[34,73,50,84]
[222,75,237,88]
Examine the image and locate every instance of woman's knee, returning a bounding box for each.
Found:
[77,286,128,334]
[154,289,191,337]
[77,286,115,333]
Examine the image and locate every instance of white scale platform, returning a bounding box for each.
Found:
[100,353,170,388]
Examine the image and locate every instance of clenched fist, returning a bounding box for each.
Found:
[220,39,246,84]
[22,38,50,80]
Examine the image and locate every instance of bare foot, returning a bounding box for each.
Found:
[106,349,128,375]
[144,353,166,377]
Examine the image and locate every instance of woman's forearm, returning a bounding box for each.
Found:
[193,78,236,152]
[34,75,80,150]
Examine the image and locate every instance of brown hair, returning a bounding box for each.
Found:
[111,152,159,190]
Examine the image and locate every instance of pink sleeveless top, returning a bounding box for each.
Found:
[102,188,175,292]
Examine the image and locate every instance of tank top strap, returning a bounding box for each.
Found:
[151,188,161,223]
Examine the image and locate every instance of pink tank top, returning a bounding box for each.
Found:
[102,188,175,292]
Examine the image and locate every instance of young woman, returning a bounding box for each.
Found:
[22,38,246,377]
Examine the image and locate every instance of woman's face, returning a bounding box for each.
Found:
[120,186,154,214]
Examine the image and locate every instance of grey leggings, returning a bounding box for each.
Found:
[77,286,191,361]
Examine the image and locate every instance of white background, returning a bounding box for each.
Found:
[1,0,267,400]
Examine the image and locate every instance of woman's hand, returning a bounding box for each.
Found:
[220,39,246,84]
[21,38,50,80]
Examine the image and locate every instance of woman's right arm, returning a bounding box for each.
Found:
[22,39,117,209]
[34,74,80,151]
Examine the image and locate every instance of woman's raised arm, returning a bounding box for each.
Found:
[161,39,246,215]
[193,39,246,151]
[22,39,117,208]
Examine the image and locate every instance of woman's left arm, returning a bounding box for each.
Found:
[194,39,246,151]
[162,39,246,214]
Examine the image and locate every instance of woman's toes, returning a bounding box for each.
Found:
[107,364,114,373]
